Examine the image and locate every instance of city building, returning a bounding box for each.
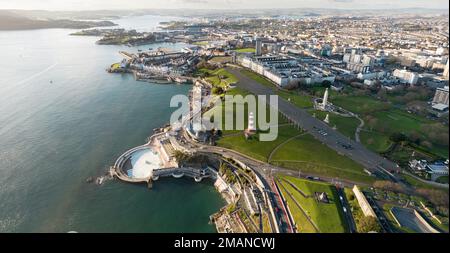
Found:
[409,159,449,181]
[255,38,262,56]
[240,55,335,87]
[432,86,449,106]
[392,69,419,85]
[343,49,373,74]
[444,59,449,80]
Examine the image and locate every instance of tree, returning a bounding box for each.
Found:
[389,132,407,143]
[173,150,192,165]
[357,216,382,233]
[416,189,449,208]
[373,180,405,193]
[212,86,224,95]
[321,80,332,88]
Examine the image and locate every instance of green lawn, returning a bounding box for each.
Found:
[400,173,444,190]
[199,68,238,88]
[278,90,314,109]
[217,125,302,162]
[310,110,360,139]
[360,130,392,153]
[278,175,348,233]
[271,134,374,184]
[205,87,288,134]
[436,176,449,184]
[234,48,256,53]
[369,109,431,136]
[331,95,391,114]
[210,86,298,162]
[278,180,317,233]
[332,96,448,159]
[192,41,209,46]
[240,69,274,88]
[209,56,232,64]
[110,63,121,70]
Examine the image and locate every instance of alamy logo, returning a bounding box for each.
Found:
[170,86,279,141]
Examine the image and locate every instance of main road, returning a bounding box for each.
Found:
[226,67,400,181]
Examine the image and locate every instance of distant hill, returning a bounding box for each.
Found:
[0,10,116,31]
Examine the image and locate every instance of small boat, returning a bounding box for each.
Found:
[148,47,153,50]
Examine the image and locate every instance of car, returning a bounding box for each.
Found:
[343,207,347,213]
[339,196,343,201]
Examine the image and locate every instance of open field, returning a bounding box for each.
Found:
[331,95,391,114]
[239,69,274,87]
[369,109,431,135]
[278,90,314,109]
[277,175,348,233]
[333,96,448,159]
[198,68,238,88]
[205,86,289,134]
[234,48,256,53]
[360,130,393,153]
[192,41,209,46]
[400,173,447,190]
[209,56,232,64]
[217,125,302,162]
[271,134,375,183]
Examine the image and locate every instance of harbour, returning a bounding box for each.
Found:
[0,15,225,233]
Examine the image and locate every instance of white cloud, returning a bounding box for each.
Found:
[0,0,447,10]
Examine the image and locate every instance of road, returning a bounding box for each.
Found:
[336,188,357,233]
[226,67,400,180]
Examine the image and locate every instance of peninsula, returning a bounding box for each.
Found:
[0,10,116,30]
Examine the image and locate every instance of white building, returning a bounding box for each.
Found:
[392,69,419,85]
[443,59,449,80]
[432,86,449,106]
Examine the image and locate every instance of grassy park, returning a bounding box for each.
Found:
[360,130,393,153]
[233,48,256,53]
[329,91,448,160]
[198,68,238,88]
[208,56,232,64]
[192,41,209,46]
[270,134,375,183]
[277,175,348,233]
[331,95,391,114]
[209,86,374,184]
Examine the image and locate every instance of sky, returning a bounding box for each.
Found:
[0,0,448,10]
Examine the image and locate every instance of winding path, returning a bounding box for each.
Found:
[268,132,306,163]
[354,115,365,143]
